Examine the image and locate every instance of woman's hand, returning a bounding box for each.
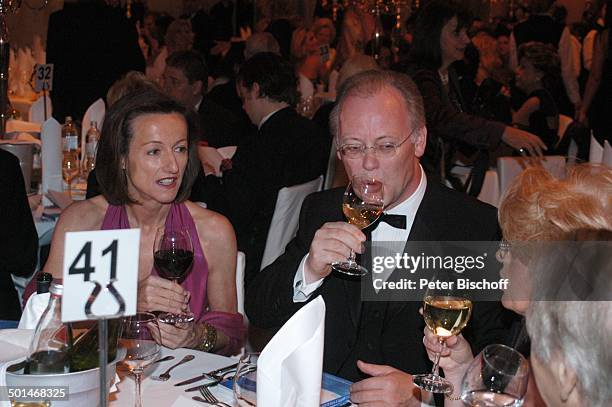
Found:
[156,318,197,349]
[137,275,189,315]
[423,327,473,380]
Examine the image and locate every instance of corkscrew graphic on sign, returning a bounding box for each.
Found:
[61,229,140,323]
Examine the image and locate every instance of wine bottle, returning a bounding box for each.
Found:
[70,318,122,372]
[36,272,53,294]
[25,283,73,374]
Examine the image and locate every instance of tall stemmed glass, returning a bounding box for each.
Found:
[461,344,530,406]
[62,153,79,199]
[119,312,161,407]
[331,174,384,276]
[413,279,473,394]
[153,227,194,324]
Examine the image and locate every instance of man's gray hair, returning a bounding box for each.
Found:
[526,230,612,406]
[329,70,425,140]
[245,32,281,60]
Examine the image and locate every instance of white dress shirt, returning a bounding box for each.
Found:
[293,167,428,302]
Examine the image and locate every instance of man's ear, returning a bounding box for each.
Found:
[252,82,261,99]
[413,126,427,158]
[557,357,578,403]
[192,80,203,97]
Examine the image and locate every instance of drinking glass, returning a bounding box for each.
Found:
[153,227,194,324]
[61,152,79,199]
[460,344,530,406]
[119,312,161,407]
[331,175,384,276]
[233,352,259,406]
[413,279,473,394]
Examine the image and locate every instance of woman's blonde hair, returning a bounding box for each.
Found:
[472,32,502,77]
[499,165,611,246]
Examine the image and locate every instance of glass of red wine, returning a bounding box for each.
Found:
[153,227,194,324]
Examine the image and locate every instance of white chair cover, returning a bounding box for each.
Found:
[80,98,106,156]
[603,140,612,167]
[589,134,604,164]
[323,144,337,190]
[28,95,53,124]
[236,251,246,319]
[497,156,566,201]
[41,118,62,207]
[260,176,324,270]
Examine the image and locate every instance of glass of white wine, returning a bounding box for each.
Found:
[331,174,384,276]
[461,344,529,406]
[119,312,161,407]
[61,152,79,199]
[413,278,473,394]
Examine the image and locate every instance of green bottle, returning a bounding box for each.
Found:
[70,318,122,372]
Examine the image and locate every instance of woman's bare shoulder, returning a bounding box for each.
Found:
[184,201,235,241]
[56,196,108,231]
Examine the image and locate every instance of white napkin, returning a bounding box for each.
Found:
[0,329,33,407]
[198,145,236,176]
[81,98,106,155]
[29,96,53,124]
[19,292,50,329]
[589,134,604,164]
[41,118,62,207]
[257,296,325,407]
[603,140,612,167]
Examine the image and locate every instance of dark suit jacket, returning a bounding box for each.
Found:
[195,107,328,284]
[513,14,564,49]
[46,2,145,121]
[198,98,249,148]
[245,182,512,382]
[0,149,38,320]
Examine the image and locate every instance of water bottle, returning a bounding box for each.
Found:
[83,121,100,177]
[25,283,73,374]
[61,116,79,155]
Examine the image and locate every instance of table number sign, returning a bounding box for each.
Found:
[33,63,54,92]
[61,228,139,323]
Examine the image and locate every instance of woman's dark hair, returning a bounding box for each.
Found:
[411,0,471,70]
[96,88,200,205]
[236,52,298,106]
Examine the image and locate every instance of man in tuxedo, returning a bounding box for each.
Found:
[245,70,510,405]
[197,52,328,285]
[163,50,246,148]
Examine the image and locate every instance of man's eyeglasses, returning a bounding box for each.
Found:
[337,131,414,159]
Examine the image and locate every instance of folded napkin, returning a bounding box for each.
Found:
[29,96,53,124]
[0,329,33,407]
[19,292,50,329]
[257,296,326,407]
[41,118,62,207]
[589,134,604,164]
[603,140,612,167]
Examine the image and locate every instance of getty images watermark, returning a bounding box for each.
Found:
[359,240,612,302]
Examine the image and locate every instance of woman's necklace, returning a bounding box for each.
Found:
[438,69,449,87]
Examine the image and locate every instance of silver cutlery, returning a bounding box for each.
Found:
[152,355,175,364]
[184,370,235,392]
[150,354,195,381]
[174,362,239,386]
[199,386,232,407]
[192,396,209,404]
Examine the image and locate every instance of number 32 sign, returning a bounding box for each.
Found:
[62,229,140,323]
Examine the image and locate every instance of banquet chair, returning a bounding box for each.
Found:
[80,98,106,156]
[260,175,324,270]
[497,155,566,200]
[28,95,53,124]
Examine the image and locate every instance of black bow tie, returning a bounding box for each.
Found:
[377,213,407,229]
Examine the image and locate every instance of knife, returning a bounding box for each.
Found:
[174,362,239,387]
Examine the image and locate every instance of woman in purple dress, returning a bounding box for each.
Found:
[44,89,244,355]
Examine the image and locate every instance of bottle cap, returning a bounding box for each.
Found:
[36,272,53,294]
[50,282,63,296]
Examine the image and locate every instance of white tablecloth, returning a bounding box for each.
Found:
[110,347,237,406]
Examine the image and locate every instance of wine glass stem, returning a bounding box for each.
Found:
[348,249,356,263]
[134,371,143,407]
[431,338,446,374]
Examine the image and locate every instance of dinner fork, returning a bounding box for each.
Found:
[199,386,232,407]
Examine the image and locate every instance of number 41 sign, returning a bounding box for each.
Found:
[62,229,140,323]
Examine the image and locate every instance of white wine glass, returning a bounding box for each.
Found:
[62,153,79,199]
[413,278,473,394]
[461,344,529,406]
[331,174,384,276]
[233,352,259,406]
[119,312,161,407]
